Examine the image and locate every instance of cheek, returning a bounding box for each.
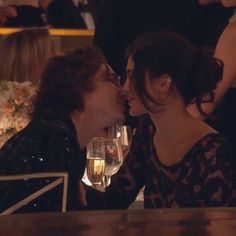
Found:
[128,82,138,98]
[83,94,94,110]
[84,89,104,105]
[105,85,118,100]
[124,78,135,94]
[128,82,134,93]
[98,86,119,108]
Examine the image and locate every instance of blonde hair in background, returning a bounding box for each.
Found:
[0,27,57,85]
[0,0,39,7]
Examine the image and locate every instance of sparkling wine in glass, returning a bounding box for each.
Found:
[86,137,105,189]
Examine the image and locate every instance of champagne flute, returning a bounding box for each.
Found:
[86,137,105,190]
[103,125,133,187]
[108,124,133,158]
[103,138,123,187]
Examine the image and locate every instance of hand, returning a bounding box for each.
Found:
[77,180,88,207]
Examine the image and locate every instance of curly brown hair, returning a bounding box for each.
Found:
[32,46,107,121]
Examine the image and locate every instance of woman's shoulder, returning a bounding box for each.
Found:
[225,20,236,34]
[194,132,230,150]
[190,132,232,165]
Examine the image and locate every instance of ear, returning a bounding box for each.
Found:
[157,74,172,93]
[145,72,172,97]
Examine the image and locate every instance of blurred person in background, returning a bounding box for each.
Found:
[0,0,50,27]
[94,0,233,80]
[47,0,101,29]
[0,27,57,146]
[0,27,57,85]
[188,0,236,171]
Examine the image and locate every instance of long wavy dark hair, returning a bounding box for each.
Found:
[126,31,223,116]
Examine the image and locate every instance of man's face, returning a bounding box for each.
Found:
[83,64,125,126]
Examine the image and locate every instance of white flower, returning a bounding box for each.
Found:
[0,80,36,147]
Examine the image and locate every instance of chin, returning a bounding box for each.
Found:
[128,100,146,117]
[109,112,125,125]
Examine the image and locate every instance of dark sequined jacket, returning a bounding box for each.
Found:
[0,118,86,213]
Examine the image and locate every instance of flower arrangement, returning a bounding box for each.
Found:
[0,80,36,147]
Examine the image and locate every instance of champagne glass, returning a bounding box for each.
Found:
[103,125,133,187]
[86,137,105,190]
[108,124,133,158]
[103,138,123,187]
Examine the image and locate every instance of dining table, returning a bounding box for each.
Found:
[0,207,236,236]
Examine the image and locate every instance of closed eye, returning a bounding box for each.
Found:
[106,73,121,87]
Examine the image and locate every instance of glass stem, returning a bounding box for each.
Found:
[103,175,111,188]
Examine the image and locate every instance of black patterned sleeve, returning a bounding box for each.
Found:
[197,134,236,207]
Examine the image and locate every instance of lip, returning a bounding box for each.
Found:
[117,93,126,104]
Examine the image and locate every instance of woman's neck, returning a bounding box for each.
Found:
[149,98,215,166]
[150,101,196,144]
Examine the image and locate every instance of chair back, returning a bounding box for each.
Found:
[0,172,68,215]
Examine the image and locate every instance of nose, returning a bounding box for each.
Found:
[122,78,130,94]
[119,87,127,102]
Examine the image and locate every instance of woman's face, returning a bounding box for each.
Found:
[124,56,173,117]
[84,64,125,126]
[123,57,147,117]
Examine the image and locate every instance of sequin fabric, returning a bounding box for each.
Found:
[87,115,236,209]
[0,118,86,213]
